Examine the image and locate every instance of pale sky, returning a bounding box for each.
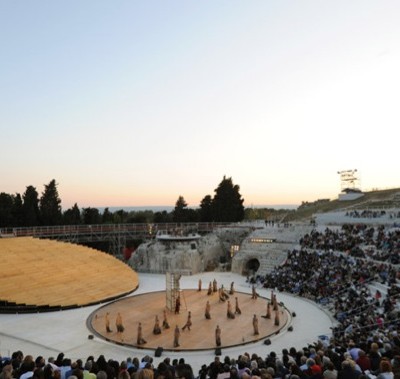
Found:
[1,1,399,209]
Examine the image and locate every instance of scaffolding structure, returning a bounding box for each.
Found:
[337,169,360,192]
[166,272,182,312]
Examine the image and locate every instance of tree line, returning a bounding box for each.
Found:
[0,177,250,228]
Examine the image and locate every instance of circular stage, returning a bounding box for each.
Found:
[88,288,291,351]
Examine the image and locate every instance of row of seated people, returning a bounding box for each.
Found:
[299,224,400,264]
[346,211,388,219]
[1,336,400,379]
[345,210,400,220]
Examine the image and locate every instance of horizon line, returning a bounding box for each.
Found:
[83,204,300,211]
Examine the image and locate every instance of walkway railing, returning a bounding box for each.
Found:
[0,222,250,240]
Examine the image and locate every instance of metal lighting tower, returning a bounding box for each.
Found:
[337,169,360,192]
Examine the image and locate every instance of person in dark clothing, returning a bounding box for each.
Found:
[175,363,194,379]
[208,357,222,379]
[337,361,360,379]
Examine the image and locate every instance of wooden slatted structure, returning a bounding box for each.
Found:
[0,237,139,312]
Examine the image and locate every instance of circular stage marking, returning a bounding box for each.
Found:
[88,289,291,351]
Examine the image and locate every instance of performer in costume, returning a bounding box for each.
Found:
[235,297,242,315]
[153,315,161,335]
[262,301,271,319]
[215,325,221,347]
[213,278,218,292]
[229,281,235,295]
[253,314,259,335]
[174,324,180,347]
[251,285,258,299]
[182,311,192,331]
[219,285,229,302]
[175,295,181,314]
[274,309,280,326]
[227,300,235,319]
[205,301,211,319]
[273,293,278,311]
[137,322,147,345]
[207,281,213,295]
[162,309,170,329]
[105,312,112,333]
[116,312,124,334]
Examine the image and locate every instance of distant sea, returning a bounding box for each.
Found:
[97,204,298,213]
[97,206,174,213]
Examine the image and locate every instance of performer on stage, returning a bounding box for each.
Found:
[205,301,211,319]
[174,324,180,347]
[251,285,259,299]
[162,309,170,329]
[182,311,192,331]
[105,312,112,333]
[273,293,278,311]
[137,322,147,345]
[215,325,221,347]
[275,309,280,326]
[207,281,213,295]
[227,300,235,319]
[198,279,202,291]
[213,278,218,293]
[229,281,235,295]
[153,315,161,335]
[116,312,124,334]
[219,285,229,302]
[253,314,259,335]
[175,295,181,314]
[235,297,242,315]
[262,302,271,319]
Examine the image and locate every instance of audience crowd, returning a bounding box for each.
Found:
[1,223,400,379]
[345,210,400,220]
[300,224,400,264]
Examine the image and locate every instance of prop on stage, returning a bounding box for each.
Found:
[166,272,187,311]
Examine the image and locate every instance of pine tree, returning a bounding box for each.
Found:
[173,195,188,222]
[212,176,244,222]
[63,203,81,225]
[22,185,40,226]
[199,195,213,222]
[39,179,62,225]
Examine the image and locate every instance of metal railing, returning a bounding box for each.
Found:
[0,222,250,240]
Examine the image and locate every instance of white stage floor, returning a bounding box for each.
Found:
[0,272,334,372]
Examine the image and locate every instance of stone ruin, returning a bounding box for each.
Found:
[128,226,252,274]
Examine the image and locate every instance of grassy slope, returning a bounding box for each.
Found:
[284,187,400,222]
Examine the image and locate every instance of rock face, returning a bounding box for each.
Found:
[129,227,252,274]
